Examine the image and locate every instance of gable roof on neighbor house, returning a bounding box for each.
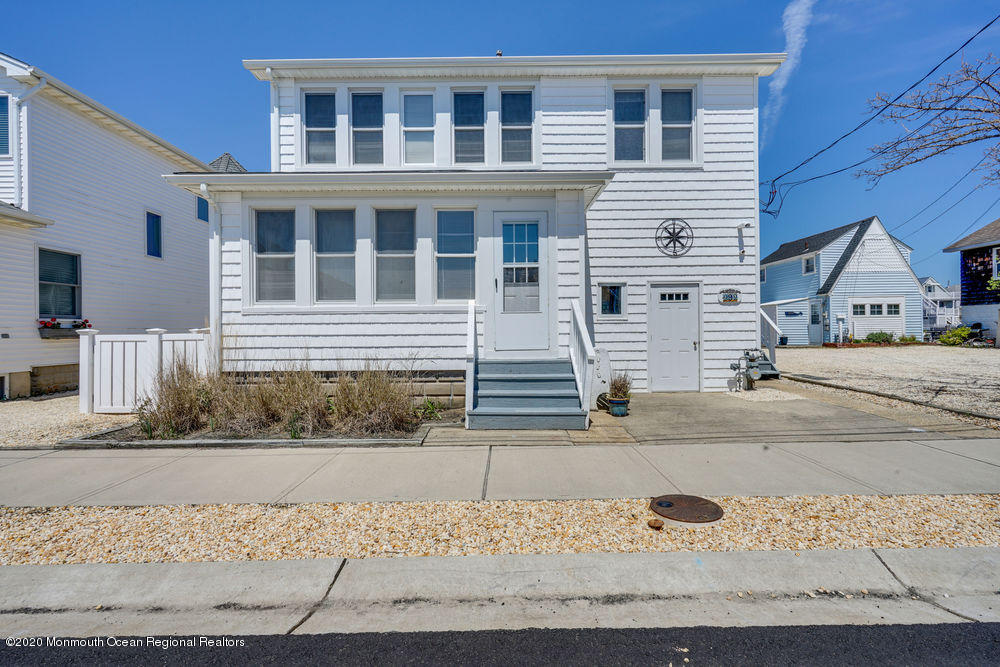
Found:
[942,216,1000,252]
[209,152,247,173]
[0,52,208,171]
[761,216,913,266]
[814,216,920,296]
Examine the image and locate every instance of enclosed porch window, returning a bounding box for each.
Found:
[255,210,295,302]
[436,210,475,300]
[375,209,416,301]
[315,209,356,301]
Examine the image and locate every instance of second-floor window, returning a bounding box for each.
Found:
[352,92,383,165]
[501,91,532,163]
[613,90,646,161]
[0,95,9,155]
[403,94,434,165]
[661,90,693,161]
[305,93,337,164]
[454,92,485,163]
[802,256,815,274]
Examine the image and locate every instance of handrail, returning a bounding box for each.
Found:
[569,300,596,423]
[759,307,782,365]
[464,300,476,428]
[759,308,782,336]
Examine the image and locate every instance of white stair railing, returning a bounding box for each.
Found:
[760,308,782,363]
[569,300,596,425]
[464,299,477,428]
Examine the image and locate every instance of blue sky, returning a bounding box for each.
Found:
[5,0,996,284]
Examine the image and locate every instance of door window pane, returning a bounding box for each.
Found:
[503,267,539,313]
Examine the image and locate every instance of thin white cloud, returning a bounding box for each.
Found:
[762,0,818,147]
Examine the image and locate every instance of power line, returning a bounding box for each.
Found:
[760,12,1000,217]
[899,184,982,241]
[887,155,989,232]
[909,194,1000,266]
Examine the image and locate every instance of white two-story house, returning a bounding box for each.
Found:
[0,53,212,398]
[166,53,784,428]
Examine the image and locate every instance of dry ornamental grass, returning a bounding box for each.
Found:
[1,494,996,565]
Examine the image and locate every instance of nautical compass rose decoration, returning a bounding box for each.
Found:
[655,219,694,257]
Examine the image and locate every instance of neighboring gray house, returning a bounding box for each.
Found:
[761,216,923,344]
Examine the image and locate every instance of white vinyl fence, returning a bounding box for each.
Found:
[78,328,211,414]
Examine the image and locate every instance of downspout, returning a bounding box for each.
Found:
[12,77,47,208]
[200,183,223,372]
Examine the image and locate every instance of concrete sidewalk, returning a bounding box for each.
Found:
[2,547,997,636]
[0,438,998,506]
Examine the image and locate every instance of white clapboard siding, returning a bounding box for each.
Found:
[0,91,210,374]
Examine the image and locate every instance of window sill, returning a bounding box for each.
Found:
[242,303,483,315]
[608,161,704,171]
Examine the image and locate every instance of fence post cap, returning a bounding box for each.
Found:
[188,327,210,334]
[145,328,168,334]
[76,329,99,336]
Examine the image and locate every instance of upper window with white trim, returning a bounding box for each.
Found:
[402,93,434,165]
[454,92,485,163]
[352,92,383,165]
[661,90,693,161]
[0,95,9,156]
[613,90,645,161]
[500,91,532,163]
[802,256,816,274]
[305,93,336,164]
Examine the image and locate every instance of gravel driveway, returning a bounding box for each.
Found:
[0,394,134,447]
[777,346,1000,418]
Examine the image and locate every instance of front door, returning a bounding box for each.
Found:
[808,300,823,344]
[648,284,700,391]
[493,213,549,352]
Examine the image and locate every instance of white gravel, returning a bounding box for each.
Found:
[777,346,1000,418]
[0,394,134,447]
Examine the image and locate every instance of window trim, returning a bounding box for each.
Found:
[374,207,417,303]
[802,255,816,275]
[499,89,534,165]
[452,88,487,165]
[607,80,702,168]
[433,207,477,302]
[659,86,696,163]
[252,208,297,304]
[993,247,999,278]
[145,210,163,259]
[0,94,9,157]
[401,90,436,166]
[350,90,385,166]
[598,283,627,319]
[303,91,338,166]
[37,247,82,320]
[611,86,647,163]
[313,208,357,304]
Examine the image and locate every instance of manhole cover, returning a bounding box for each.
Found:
[649,495,724,528]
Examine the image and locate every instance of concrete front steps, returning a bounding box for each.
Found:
[467,359,588,430]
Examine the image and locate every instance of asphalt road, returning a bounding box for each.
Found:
[4,623,999,666]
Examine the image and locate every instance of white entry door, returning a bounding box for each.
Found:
[493,212,549,352]
[648,284,700,391]
[808,300,824,344]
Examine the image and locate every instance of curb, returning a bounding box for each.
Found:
[783,374,1000,422]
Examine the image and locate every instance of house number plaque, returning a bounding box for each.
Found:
[718,288,741,305]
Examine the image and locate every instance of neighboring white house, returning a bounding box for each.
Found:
[0,54,211,398]
[918,276,961,329]
[165,53,784,428]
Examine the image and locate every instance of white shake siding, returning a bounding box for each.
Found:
[586,76,758,390]
[276,80,296,171]
[0,76,27,203]
[13,93,208,368]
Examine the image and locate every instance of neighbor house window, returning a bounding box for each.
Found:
[940,300,953,309]
[852,304,865,316]
[613,90,645,161]
[38,249,80,319]
[352,92,383,164]
[802,256,815,274]
[305,93,337,164]
[993,247,1000,278]
[454,92,485,163]
[760,268,766,283]
[145,212,162,258]
[375,209,416,301]
[869,304,883,316]
[501,91,532,162]
[315,209,355,302]
[436,210,475,300]
[661,89,693,160]
[197,196,209,222]
[601,284,624,316]
[887,303,900,315]
[0,95,9,155]
[402,93,434,164]
[255,210,295,302]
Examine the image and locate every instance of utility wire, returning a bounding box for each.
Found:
[887,154,989,232]
[760,12,1000,217]
[909,194,1000,266]
[899,184,982,241]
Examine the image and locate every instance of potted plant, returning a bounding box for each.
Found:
[38,318,92,339]
[607,371,632,417]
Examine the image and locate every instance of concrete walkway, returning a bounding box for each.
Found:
[1,438,998,506]
[2,547,997,636]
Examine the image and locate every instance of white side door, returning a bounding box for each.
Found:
[493,212,549,352]
[808,300,824,344]
[648,284,700,391]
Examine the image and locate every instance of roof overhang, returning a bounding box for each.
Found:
[0,205,54,229]
[943,240,1000,253]
[0,53,208,172]
[165,171,614,202]
[244,53,786,81]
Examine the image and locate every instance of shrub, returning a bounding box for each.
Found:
[899,335,918,343]
[328,360,418,435]
[864,331,895,344]
[136,363,210,438]
[939,326,972,346]
[608,371,632,400]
